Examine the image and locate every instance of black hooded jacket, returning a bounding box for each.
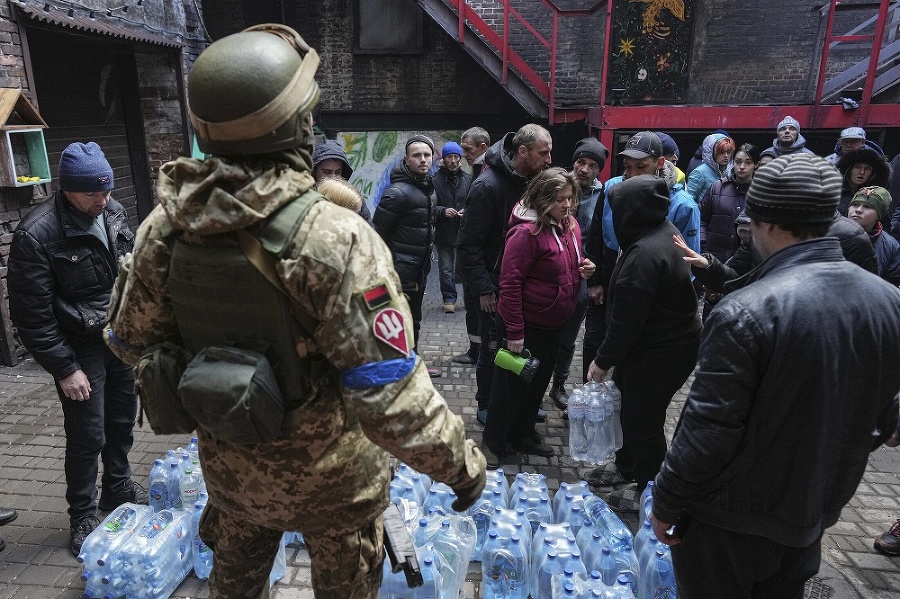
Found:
[373,163,435,289]
[456,133,529,297]
[594,175,702,370]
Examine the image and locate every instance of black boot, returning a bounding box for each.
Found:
[549,378,569,410]
[452,342,480,365]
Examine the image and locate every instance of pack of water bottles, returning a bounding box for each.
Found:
[568,381,623,465]
[456,467,676,599]
[383,462,479,598]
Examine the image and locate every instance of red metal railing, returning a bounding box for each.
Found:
[446,0,606,122]
[814,0,893,124]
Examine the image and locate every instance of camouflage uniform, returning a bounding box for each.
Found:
[105,156,486,598]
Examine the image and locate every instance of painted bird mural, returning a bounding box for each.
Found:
[629,0,685,38]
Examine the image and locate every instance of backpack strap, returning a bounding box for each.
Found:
[237,190,324,338]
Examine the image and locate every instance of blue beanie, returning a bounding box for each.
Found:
[59,142,114,192]
[442,142,463,158]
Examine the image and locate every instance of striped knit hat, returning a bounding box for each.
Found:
[745,153,840,224]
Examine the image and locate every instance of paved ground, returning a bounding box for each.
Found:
[0,265,898,598]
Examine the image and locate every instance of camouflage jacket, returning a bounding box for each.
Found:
[105,157,484,535]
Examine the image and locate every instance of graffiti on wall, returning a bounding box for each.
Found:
[607,0,695,103]
[339,131,462,213]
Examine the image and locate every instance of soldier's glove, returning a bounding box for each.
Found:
[450,439,488,512]
[451,469,486,513]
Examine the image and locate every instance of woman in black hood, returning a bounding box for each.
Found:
[837,148,891,216]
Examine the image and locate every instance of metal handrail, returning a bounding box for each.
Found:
[449,0,606,122]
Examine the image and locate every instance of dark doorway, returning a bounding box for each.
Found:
[23,24,152,230]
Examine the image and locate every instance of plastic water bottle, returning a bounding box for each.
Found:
[185,436,200,464]
[535,551,565,599]
[612,573,637,598]
[470,488,507,559]
[640,549,675,599]
[582,495,634,552]
[585,391,607,464]
[597,544,618,585]
[482,532,528,599]
[568,388,588,461]
[191,502,213,580]
[605,381,623,451]
[634,519,654,559]
[640,482,654,521]
[423,483,456,516]
[166,462,183,510]
[179,468,201,510]
[147,460,168,514]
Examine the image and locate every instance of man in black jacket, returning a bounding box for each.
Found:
[374,134,436,352]
[456,123,551,428]
[8,142,146,557]
[651,154,900,598]
[433,142,472,313]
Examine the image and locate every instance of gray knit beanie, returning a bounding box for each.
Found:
[745,154,840,224]
[58,142,114,192]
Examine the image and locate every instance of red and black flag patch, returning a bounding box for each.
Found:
[362,284,391,311]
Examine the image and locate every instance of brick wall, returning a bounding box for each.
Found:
[0,0,205,363]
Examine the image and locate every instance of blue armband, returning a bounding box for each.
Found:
[106,329,143,352]
[342,352,418,389]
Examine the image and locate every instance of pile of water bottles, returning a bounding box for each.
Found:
[388,465,676,598]
[79,436,292,599]
[568,381,623,465]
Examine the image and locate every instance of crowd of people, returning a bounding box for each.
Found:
[362,120,900,596]
[2,20,899,598]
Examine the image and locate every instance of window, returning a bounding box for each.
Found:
[355,0,425,54]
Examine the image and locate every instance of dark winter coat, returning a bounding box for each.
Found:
[8,190,134,380]
[837,148,892,215]
[594,175,701,370]
[373,163,435,291]
[498,202,582,340]
[456,133,529,297]
[699,175,750,263]
[869,224,900,285]
[433,165,472,247]
[653,237,900,547]
[763,133,815,157]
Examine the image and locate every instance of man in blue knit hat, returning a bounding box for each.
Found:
[8,141,146,557]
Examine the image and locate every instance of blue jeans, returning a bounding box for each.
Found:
[57,340,137,522]
[435,244,458,304]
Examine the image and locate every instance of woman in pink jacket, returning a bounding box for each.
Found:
[481,167,595,467]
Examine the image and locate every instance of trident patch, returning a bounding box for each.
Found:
[372,308,410,357]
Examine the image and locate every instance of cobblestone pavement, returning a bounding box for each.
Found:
[0,266,897,598]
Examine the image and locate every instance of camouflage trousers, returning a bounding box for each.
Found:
[201,504,384,598]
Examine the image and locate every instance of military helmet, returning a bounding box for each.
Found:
[188,24,320,155]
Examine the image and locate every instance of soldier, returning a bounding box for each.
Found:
[104,24,485,598]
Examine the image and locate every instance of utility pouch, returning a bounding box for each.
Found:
[178,346,285,445]
[135,342,196,435]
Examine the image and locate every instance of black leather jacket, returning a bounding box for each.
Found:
[8,190,134,379]
[653,238,900,547]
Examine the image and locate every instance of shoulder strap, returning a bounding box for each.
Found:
[237,190,323,337]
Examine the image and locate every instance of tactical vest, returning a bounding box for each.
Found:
[167,191,323,411]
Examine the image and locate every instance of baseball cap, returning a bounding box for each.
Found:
[839,127,866,140]
[618,131,663,159]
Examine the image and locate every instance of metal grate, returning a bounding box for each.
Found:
[804,576,834,598]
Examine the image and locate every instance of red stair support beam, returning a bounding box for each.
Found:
[860,0,892,124]
[502,0,510,84]
[813,0,841,124]
[457,0,465,43]
[550,11,558,123]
